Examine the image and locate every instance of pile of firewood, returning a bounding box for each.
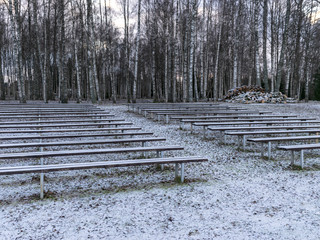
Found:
[224,85,265,100]
[224,85,296,104]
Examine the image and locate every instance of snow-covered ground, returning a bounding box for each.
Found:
[1,102,320,239]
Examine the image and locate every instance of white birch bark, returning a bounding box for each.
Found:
[133,0,141,103]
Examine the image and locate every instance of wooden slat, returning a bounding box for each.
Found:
[0,146,184,159]
[0,118,125,125]
[0,127,141,134]
[0,156,208,175]
[193,120,320,127]
[208,125,320,131]
[0,137,166,148]
[0,114,114,120]
[278,143,320,151]
[0,131,152,140]
[247,135,320,142]
[226,129,320,136]
[0,122,132,129]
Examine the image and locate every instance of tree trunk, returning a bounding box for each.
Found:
[188,0,197,102]
[254,0,261,87]
[262,0,269,92]
[275,0,291,92]
[133,0,141,103]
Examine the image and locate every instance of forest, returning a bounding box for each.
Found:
[0,0,320,103]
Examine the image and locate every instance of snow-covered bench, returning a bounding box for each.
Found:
[247,135,320,159]
[0,126,143,134]
[0,131,154,141]
[0,121,133,129]
[0,145,185,199]
[153,110,271,124]
[224,129,320,149]
[0,137,166,150]
[208,125,320,142]
[277,143,320,168]
[0,118,126,125]
[190,118,316,133]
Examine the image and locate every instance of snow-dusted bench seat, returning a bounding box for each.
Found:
[0,131,154,141]
[0,156,207,199]
[247,135,320,159]
[0,122,133,129]
[0,118,125,125]
[225,129,320,149]
[0,126,143,134]
[278,143,320,168]
[153,110,272,124]
[0,146,186,198]
[0,145,184,160]
[181,117,313,129]
[0,111,108,116]
[0,137,166,149]
[192,119,317,134]
[0,114,115,120]
[208,125,320,141]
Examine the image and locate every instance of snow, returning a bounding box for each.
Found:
[1,102,320,239]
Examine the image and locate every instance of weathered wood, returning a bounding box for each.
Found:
[0,122,132,129]
[0,114,114,120]
[0,131,153,141]
[0,118,125,125]
[0,137,166,149]
[0,145,184,159]
[0,156,207,175]
[0,127,142,134]
[209,125,320,132]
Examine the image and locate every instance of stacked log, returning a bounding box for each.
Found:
[224,85,296,104]
[224,85,265,99]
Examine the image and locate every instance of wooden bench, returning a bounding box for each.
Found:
[172,114,298,121]
[0,127,143,134]
[0,112,108,116]
[0,156,208,198]
[0,137,166,149]
[0,114,114,120]
[224,129,320,149]
[0,131,153,141]
[153,111,272,123]
[247,135,320,159]
[0,145,184,159]
[191,119,317,133]
[0,121,132,129]
[278,144,320,168]
[0,118,125,125]
[127,103,220,112]
[0,109,104,114]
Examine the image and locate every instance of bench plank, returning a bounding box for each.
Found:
[0,146,184,159]
[0,122,132,129]
[0,137,166,149]
[0,156,207,175]
[0,131,153,141]
[0,127,142,134]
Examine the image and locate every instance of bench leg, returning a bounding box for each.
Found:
[203,126,206,139]
[300,150,304,169]
[39,133,44,199]
[142,142,147,157]
[160,151,164,170]
[268,142,272,160]
[261,143,264,157]
[166,115,169,124]
[175,163,179,179]
[181,163,185,183]
[291,151,295,166]
[243,135,246,150]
